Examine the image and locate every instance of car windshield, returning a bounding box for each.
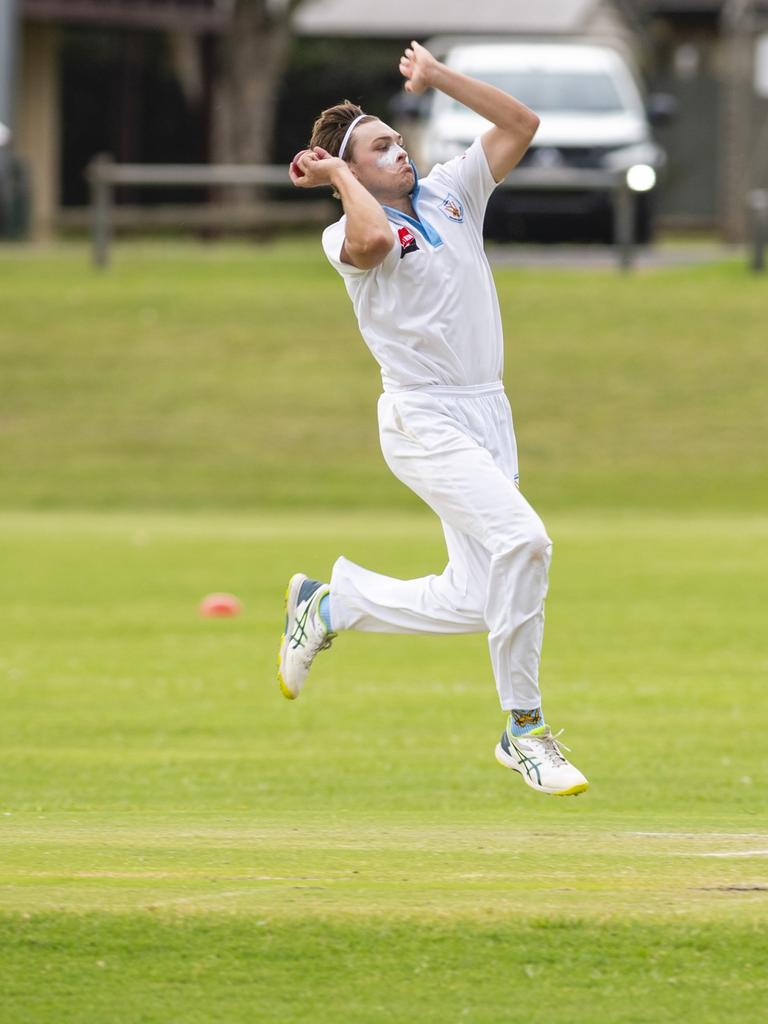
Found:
[450,71,626,114]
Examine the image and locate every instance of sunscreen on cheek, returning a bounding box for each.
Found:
[376,144,406,169]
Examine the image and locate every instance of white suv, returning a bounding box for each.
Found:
[418,40,668,243]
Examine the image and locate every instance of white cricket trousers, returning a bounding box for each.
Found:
[329,380,552,711]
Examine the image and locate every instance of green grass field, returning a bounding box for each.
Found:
[2,240,766,513]
[1,242,766,1022]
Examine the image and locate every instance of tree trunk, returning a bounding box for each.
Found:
[210,0,298,204]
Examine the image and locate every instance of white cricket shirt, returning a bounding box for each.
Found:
[322,137,503,392]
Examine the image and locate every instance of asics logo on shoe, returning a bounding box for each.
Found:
[289,604,310,649]
[511,744,542,787]
[502,732,543,787]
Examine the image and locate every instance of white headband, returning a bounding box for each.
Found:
[338,113,368,160]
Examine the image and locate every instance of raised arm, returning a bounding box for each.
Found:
[399,40,540,183]
[289,147,393,269]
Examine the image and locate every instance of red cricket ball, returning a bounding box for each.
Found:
[290,149,310,178]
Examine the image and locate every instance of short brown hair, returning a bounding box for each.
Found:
[308,100,377,160]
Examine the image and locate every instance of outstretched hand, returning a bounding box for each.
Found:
[288,146,345,188]
[398,40,438,94]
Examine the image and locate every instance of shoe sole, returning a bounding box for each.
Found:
[277,573,307,700]
[495,742,588,797]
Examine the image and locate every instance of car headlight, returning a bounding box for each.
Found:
[626,164,656,192]
[602,142,665,172]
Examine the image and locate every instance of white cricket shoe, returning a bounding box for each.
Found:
[495,724,588,796]
[277,573,336,700]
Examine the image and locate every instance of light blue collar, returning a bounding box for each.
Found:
[382,161,444,248]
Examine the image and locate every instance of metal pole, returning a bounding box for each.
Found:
[747,188,768,271]
[88,154,114,269]
[720,0,756,242]
[0,0,21,230]
[613,175,635,273]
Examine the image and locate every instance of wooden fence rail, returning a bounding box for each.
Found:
[86,154,642,270]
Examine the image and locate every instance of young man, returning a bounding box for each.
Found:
[280,40,588,797]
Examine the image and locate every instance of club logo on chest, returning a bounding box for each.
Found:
[398,226,419,259]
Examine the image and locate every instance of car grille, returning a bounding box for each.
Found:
[518,146,615,169]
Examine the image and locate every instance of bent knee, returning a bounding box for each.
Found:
[525,522,552,561]
[494,519,552,562]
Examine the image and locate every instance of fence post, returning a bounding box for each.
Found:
[88,154,114,269]
[746,188,767,272]
[612,174,635,273]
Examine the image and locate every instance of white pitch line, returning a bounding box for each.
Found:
[631,832,768,840]
[684,850,768,858]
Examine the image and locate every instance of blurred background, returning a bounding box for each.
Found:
[2,0,768,245]
[1,0,767,515]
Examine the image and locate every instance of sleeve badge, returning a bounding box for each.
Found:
[439,194,464,223]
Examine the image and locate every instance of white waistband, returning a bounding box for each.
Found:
[383,380,505,397]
